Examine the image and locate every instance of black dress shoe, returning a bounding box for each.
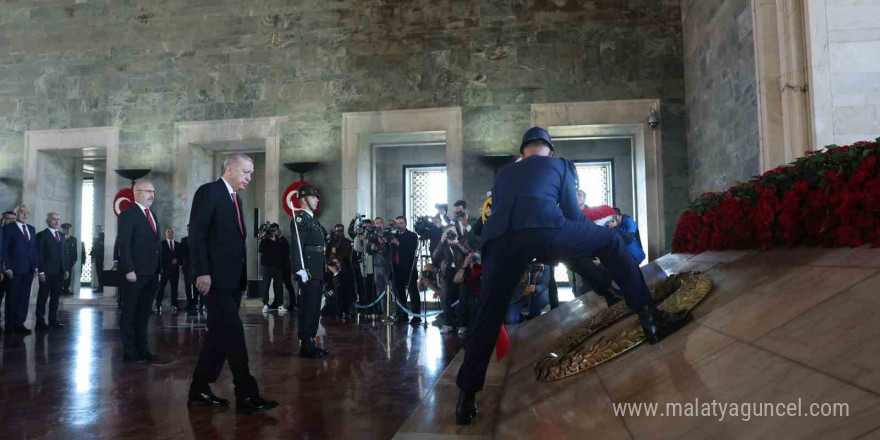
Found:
[638,304,692,345]
[456,390,478,425]
[299,344,330,359]
[140,353,159,362]
[236,396,279,414]
[187,391,230,407]
[14,325,32,335]
[35,321,48,330]
[123,355,147,364]
[49,322,65,329]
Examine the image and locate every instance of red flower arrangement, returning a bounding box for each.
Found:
[672,140,880,253]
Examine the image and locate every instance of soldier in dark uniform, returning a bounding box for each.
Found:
[454,127,691,425]
[290,184,331,359]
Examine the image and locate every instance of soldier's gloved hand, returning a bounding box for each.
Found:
[296,269,310,283]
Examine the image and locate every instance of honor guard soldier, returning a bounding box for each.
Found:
[290,184,331,359]
[454,127,691,425]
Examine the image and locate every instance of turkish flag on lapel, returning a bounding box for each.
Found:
[495,324,510,361]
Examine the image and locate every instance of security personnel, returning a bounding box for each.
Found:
[290,184,331,359]
[454,127,691,425]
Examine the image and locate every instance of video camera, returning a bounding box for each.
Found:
[364,226,396,244]
[257,221,277,240]
[413,215,433,239]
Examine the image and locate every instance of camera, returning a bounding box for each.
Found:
[453,210,465,220]
[445,231,456,241]
[420,269,433,279]
[257,221,276,240]
[469,254,481,266]
[414,216,433,239]
[354,214,368,235]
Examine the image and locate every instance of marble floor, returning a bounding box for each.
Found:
[395,246,880,439]
[0,307,463,439]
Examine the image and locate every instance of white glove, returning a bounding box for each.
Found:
[297,269,310,283]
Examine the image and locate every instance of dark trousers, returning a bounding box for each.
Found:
[94,256,104,289]
[282,267,297,308]
[261,265,283,307]
[36,273,64,324]
[190,288,258,399]
[393,267,420,318]
[6,272,33,328]
[63,266,75,294]
[182,268,199,308]
[456,220,652,393]
[0,276,11,326]
[298,279,323,341]
[157,269,180,307]
[120,274,158,358]
[577,261,620,305]
[442,271,462,327]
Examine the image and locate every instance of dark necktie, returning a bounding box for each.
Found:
[21,225,29,242]
[54,231,60,243]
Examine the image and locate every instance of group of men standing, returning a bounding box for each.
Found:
[0,206,82,334]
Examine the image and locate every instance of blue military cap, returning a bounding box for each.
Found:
[520,126,554,153]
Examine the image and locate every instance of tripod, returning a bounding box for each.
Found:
[412,238,433,328]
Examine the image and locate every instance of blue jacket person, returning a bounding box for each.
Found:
[454,127,691,425]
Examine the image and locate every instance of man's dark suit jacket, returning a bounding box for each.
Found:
[390,229,419,274]
[36,229,68,276]
[189,179,247,291]
[481,155,586,246]
[161,239,181,274]
[2,223,40,275]
[117,205,162,276]
[178,237,190,271]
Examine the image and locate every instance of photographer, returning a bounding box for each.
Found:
[417,263,441,297]
[350,216,377,315]
[390,216,421,325]
[367,220,390,316]
[505,261,551,324]
[451,200,480,249]
[413,215,443,259]
[605,208,645,264]
[328,224,355,317]
[258,223,288,313]
[434,203,452,226]
[432,225,469,333]
[452,251,482,336]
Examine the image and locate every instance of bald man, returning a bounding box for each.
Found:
[117,179,163,364]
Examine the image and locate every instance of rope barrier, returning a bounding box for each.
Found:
[352,290,386,309]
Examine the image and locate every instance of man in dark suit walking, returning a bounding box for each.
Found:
[60,223,78,296]
[187,153,278,414]
[0,210,17,333]
[91,225,105,293]
[454,127,691,425]
[157,227,181,314]
[1,204,40,334]
[117,180,162,364]
[35,212,69,329]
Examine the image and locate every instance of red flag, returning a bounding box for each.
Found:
[495,324,510,361]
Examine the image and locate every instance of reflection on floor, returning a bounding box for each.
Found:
[396,246,880,439]
[0,306,463,439]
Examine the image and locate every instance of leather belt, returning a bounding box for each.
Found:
[304,245,325,253]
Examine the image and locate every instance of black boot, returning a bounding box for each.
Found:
[637,304,692,344]
[456,390,478,425]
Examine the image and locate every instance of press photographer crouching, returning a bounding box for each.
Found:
[432,225,470,334]
[390,216,421,325]
[258,223,289,313]
[505,261,551,324]
[451,251,482,336]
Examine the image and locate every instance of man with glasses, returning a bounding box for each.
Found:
[117,180,163,364]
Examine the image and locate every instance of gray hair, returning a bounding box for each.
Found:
[223,153,253,171]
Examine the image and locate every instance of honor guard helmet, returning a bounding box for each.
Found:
[520,126,554,153]
[297,184,318,199]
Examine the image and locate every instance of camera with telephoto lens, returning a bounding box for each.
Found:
[414,216,433,239]
[354,214,368,234]
[445,231,456,241]
[453,210,466,220]
[257,221,276,240]
[420,269,434,279]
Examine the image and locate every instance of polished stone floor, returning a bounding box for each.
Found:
[0,307,463,439]
[396,246,880,439]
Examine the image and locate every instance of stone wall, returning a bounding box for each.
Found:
[681,0,760,197]
[375,144,446,219]
[0,0,686,250]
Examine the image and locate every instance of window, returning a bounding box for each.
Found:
[574,160,614,207]
[405,166,447,225]
[80,178,94,284]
